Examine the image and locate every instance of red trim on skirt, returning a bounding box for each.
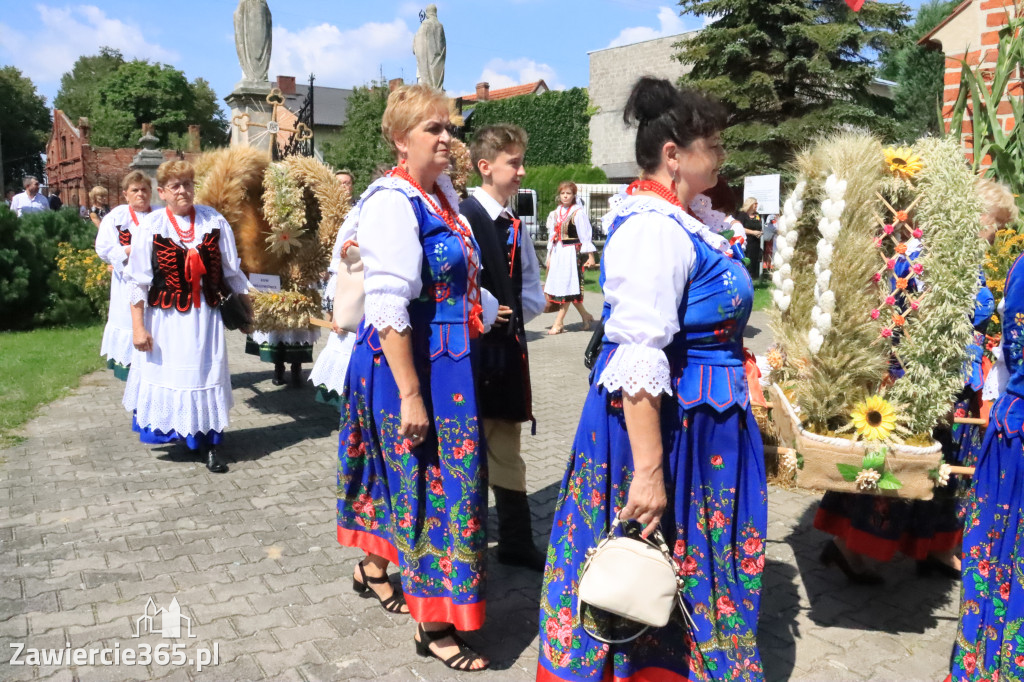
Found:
[814,507,962,562]
[337,525,487,631]
[537,661,695,682]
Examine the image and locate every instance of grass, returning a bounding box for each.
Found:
[0,323,105,448]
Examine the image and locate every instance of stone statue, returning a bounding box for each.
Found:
[234,0,272,89]
[413,4,446,91]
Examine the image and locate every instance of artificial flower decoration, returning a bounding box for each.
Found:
[870,309,880,320]
[767,346,785,370]
[912,228,923,239]
[885,295,896,306]
[911,300,920,311]
[873,272,882,283]
[887,259,896,270]
[895,210,910,223]
[912,263,924,275]
[883,224,894,235]
[884,147,924,180]
[896,277,910,291]
[881,327,893,338]
[895,243,907,255]
[266,224,306,254]
[892,313,906,327]
[855,468,882,491]
[851,395,898,441]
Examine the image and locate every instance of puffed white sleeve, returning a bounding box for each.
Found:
[95,211,129,274]
[216,217,251,294]
[520,232,546,323]
[358,190,423,333]
[124,220,155,306]
[597,215,695,397]
[545,211,556,256]
[576,209,596,254]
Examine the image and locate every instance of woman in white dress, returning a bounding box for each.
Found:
[543,182,596,334]
[123,160,252,474]
[307,210,358,407]
[95,171,152,381]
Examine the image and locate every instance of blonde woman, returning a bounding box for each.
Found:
[88,186,110,228]
[335,84,498,672]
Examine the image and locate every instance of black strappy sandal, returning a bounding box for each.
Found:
[352,560,408,614]
[415,624,490,671]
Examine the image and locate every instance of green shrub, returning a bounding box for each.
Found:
[522,164,609,220]
[0,207,102,329]
[467,88,592,166]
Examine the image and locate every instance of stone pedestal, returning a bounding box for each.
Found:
[130,124,165,201]
[226,84,274,154]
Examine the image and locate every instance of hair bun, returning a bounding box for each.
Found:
[623,77,680,126]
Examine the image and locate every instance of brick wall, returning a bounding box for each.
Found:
[937,0,1019,164]
[588,32,697,180]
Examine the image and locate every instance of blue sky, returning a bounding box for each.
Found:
[1,1,930,108]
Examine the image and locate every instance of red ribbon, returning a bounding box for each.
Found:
[184,248,207,309]
[744,348,767,408]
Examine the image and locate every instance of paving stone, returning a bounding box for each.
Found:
[0,294,962,680]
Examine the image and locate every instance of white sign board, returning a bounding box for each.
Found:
[742,174,781,215]
[248,273,281,293]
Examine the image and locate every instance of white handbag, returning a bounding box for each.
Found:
[577,516,695,644]
[333,242,364,333]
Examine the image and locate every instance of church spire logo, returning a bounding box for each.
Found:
[134,597,196,639]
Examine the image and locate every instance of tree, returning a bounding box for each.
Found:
[878,0,959,141]
[0,67,50,191]
[55,53,228,150]
[320,83,392,195]
[676,0,910,180]
[53,47,125,121]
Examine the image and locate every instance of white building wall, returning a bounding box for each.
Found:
[588,32,697,181]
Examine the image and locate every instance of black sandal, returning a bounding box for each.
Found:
[352,560,408,614]
[415,624,490,671]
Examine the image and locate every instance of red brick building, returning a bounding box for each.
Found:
[45,110,199,208]
[920,0,1020,159]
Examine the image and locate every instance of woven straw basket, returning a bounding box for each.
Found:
[768,384,943,501]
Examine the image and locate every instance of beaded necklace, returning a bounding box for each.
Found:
[166,206,196,243]
[626,179,683,209]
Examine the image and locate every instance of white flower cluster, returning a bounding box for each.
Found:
[936,462,952,487]
[807,174,847,354]
[855,468,881,491]
[771,181,807,312]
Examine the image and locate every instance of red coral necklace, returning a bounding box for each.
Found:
[166,206,196,243]
[627,179,683,209]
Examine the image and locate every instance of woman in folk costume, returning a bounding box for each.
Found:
[544,182,597,335]
[307,210,358,408]
[95,171,153,381]
[538,77,767,682]
[122,160,252,474]
[950,244,1024,680]
[335,84,500,672]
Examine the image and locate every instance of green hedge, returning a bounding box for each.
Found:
[0,206,101,330]
[467,88,592,166]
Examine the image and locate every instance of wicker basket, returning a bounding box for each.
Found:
[768,384,943,500]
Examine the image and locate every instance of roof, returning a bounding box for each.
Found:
[918,0,973,46]
[283,84,353,128]
[461,80,547,102]
[587,29,700,55]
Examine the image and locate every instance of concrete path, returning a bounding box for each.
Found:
[0,294,959,681]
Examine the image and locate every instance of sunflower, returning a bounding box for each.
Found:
[851,395,898,441]
[884,147,924,180]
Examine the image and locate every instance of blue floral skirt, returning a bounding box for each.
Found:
[538,381,768,682]
[951,413,1024,680]
[335,338,487,631]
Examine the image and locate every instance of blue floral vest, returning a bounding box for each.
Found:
[600,203,754,412]
[356,180,482,363]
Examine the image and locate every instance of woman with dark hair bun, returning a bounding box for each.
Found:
[538,76,767,681]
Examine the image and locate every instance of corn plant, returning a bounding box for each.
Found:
[946,9,1024,216]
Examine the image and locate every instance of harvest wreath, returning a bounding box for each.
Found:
[764,133,986,499]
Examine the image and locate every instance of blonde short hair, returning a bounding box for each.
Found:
[156,160,195,187]
[88,186,108,204]
[381,84,449,155]
[976,176,1018,229]
[121,171,149,192]
[740,197,758,214]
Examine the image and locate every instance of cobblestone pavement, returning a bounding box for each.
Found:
[1,294,959,681]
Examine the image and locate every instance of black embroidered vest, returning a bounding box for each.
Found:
[148,230,229,311]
